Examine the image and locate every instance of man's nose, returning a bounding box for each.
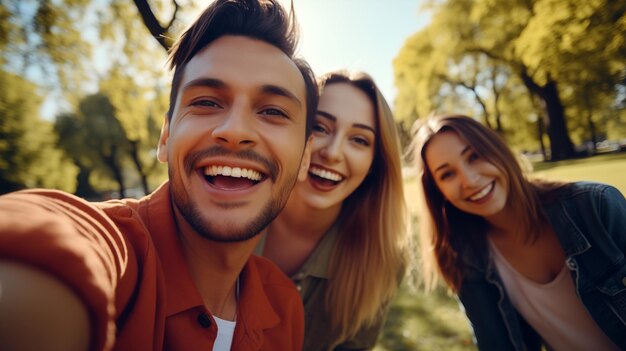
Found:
[211,102,257,149]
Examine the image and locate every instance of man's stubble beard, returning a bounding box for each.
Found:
[169,159,300,243]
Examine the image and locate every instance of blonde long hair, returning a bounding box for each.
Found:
[409,114,564,292]
[320,71,409,346]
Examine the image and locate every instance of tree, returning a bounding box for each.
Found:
[2,0,179,195]
[100,64,167,195]
[0,70,77,194]
[1,0,189,94]
[395,0,626,160]
[55,94,130,198]
[54,112,102,199]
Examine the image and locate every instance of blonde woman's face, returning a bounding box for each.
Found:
[293,82,376,211]
[424,131,508,220]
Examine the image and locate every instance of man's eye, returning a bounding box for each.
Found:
[259,108,288,118]
[191,99,220,108]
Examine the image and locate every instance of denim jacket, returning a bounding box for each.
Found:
[457,182,626,350]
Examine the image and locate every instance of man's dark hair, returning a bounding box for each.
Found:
[166,0,317,138]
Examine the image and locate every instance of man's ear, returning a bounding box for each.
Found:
[297,136,313,182]
[157,117,170,163]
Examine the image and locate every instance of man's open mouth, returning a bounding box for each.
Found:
[202,165,265,190]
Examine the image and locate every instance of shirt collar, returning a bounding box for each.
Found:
[233,257,281,347]
[140,181,283,337]
[139,181,204,316]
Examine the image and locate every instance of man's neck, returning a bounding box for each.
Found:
[174,209,261,320]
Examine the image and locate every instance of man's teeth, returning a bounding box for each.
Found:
[309,167,343,182]
[469,182,494,201]
[204,165,262,181]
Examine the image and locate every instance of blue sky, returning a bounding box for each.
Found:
[289,0,430,104]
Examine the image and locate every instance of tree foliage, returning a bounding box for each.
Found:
[0,70,77,194]
[56,94,129,196]
[100,65,168,195]
[1,0,184,196]
[394,0,626,159]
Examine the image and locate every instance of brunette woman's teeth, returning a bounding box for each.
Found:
[468,182,494,201]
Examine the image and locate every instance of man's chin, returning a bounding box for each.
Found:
[170,183,286,243]
[181,206,278,243]
[197,227,262,243]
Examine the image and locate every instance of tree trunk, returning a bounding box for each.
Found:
[519,69,576,160]
[537,116,547,161]
[74,168,101,200]
[129,140,149,195]
[100,146,126,198]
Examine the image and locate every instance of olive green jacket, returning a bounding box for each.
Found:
[256,223,387,351]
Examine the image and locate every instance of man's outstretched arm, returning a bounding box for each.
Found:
[0,260,91,351]
[0,190,128,351]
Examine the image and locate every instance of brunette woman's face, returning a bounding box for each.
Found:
[292,82,376,211]
[424,131,508,220]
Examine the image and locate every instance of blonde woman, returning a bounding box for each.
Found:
[257,70,409,350]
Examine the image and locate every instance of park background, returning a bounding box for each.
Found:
[1,0,625,349]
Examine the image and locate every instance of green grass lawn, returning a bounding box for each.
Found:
[376,152,626,351]
[531,152,626,193]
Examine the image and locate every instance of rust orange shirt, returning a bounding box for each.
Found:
[0,182,304,351]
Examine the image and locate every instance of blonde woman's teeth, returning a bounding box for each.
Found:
[310,167,343,181]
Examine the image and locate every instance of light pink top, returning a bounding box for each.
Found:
[489,240,618,351]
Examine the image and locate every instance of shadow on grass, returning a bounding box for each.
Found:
[530,151,626,172]
[377,285,475,351]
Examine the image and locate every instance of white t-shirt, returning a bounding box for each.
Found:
[212,316,236,351]
[489,240,619,350]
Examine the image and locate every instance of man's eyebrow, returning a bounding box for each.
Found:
[260,85,302,107]
[317,110,375,134]
[181,78,227,92]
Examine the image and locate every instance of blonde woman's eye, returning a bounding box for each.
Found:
[313,123,329,134]
[353,137,370,146]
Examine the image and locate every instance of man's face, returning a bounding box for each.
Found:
[158,35,310,242]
